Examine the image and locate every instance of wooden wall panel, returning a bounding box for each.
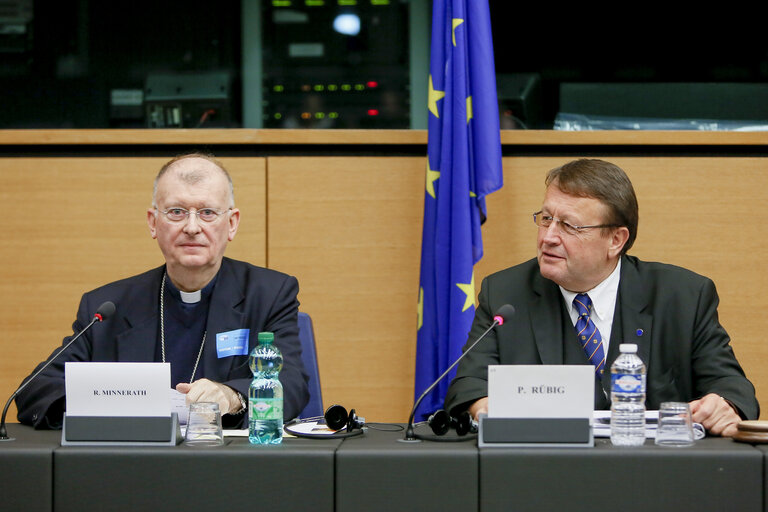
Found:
[0,157,266,421]
[268,157,425,422]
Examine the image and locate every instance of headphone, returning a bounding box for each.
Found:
[283,404,366,439]
[425,409,478,439]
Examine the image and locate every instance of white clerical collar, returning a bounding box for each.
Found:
[179,289,202,304]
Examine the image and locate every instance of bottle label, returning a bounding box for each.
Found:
[249,398,283,421]
[611,373,646,393]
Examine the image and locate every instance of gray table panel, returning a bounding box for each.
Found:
[481,438,762,512]
[336,425,479,512]
[0,424,59,512]
[751,444,768,512]
[54,436,341,512]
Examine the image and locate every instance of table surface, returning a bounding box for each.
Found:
[2,423,767,512]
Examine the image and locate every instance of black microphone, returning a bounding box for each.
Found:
[402,304,515,441]
[0,301,116,442]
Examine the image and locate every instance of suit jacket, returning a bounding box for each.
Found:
[15,257,310,429]
[444,255,759,420]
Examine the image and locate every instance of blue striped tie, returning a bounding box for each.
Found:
[573,293,605,376]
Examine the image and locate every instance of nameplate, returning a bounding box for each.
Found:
[488,365,593,419]
[65,362,171,417]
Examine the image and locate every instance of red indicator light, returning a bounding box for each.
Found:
[366,81,379,88]
[367,109,379,116]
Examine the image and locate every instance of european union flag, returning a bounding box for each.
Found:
[414,0,503,420]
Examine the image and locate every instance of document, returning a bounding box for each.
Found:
[593,410,705,439]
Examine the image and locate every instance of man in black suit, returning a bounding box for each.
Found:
[16,153,309,428]
[444,159,758,437]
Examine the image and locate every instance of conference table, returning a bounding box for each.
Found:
[1,423,765,512]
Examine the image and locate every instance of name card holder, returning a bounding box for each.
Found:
[61,412,181,446]
[482,365,595,447]
[478,415,593,448]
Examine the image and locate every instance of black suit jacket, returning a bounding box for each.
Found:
[444,255,759,420]
[15,257,310,428]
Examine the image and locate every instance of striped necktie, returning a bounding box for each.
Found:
[573,293,605,376]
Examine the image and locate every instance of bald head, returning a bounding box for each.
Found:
[152,153,235,208]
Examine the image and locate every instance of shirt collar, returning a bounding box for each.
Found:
[559,258,622,321]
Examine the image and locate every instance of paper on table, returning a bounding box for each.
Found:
[170,389,189,425]
[593,410,705,439]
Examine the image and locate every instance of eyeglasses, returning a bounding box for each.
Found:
[157,207,231,223]
[533,211,620,236]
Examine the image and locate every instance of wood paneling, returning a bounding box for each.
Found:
[4,129,768,146]
[0,157,266,421]
[268,157,425,422]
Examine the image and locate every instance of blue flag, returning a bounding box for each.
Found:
[414,0,503,420]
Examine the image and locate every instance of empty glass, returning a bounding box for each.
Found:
[184,402,224,446]
[655,402,695,447]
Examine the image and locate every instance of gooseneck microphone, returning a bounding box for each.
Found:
[402,304,515,442]
[0,301,116,442]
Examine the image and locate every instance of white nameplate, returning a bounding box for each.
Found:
[65,362,171,417]
[488,365,593,419]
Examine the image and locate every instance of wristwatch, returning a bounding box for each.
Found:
[234,392,247,414]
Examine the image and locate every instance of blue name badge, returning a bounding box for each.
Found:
[216,329,250,358]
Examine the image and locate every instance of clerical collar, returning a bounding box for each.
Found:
[163,273,218,304]
[180,289,201,304]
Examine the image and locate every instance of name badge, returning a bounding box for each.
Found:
[216,329,250,357]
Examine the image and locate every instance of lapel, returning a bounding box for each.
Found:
[115,266,164,362]
[200,258,247,382]
[529,271,566,364]
[608,255,653,396]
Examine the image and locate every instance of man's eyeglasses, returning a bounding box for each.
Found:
[533,211,620,236]
[157,207,231,223]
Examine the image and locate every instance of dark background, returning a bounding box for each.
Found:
[2,0,766,128]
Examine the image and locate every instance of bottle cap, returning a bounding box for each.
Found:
[619,343,638,353]
[257,332,274,343]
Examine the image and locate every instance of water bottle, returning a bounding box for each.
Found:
[610,343,646,446]
[248,331,284,445]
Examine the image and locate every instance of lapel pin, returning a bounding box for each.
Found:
[636,329,644,337]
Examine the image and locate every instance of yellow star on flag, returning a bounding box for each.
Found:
[428,75,445,118]
[426,162,440,199]
[452,19,464,46]
[417,287,424,331]
[466,95,473,123]
[456,272,476,312]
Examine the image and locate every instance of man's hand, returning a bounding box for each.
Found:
[689,393,741,437]
[176,379,243,415]
[468,397,489,421]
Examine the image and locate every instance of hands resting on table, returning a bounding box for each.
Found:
[175,379,244,415]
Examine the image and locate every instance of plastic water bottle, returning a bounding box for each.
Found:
[610,343,646,446]
[248,331,284,445]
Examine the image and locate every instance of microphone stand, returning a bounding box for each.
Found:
[0,312,107,442]
[401,318,502,442]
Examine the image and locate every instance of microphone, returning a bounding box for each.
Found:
[0,301,116,442]
[402,304,515,441]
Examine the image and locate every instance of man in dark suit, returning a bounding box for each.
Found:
[16,153,309,428]
[444,159,758,437]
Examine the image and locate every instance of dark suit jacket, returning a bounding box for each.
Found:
[444,255,759,420]
[15,257,310,429]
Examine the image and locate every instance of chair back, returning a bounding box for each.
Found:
[297,312,324,418]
